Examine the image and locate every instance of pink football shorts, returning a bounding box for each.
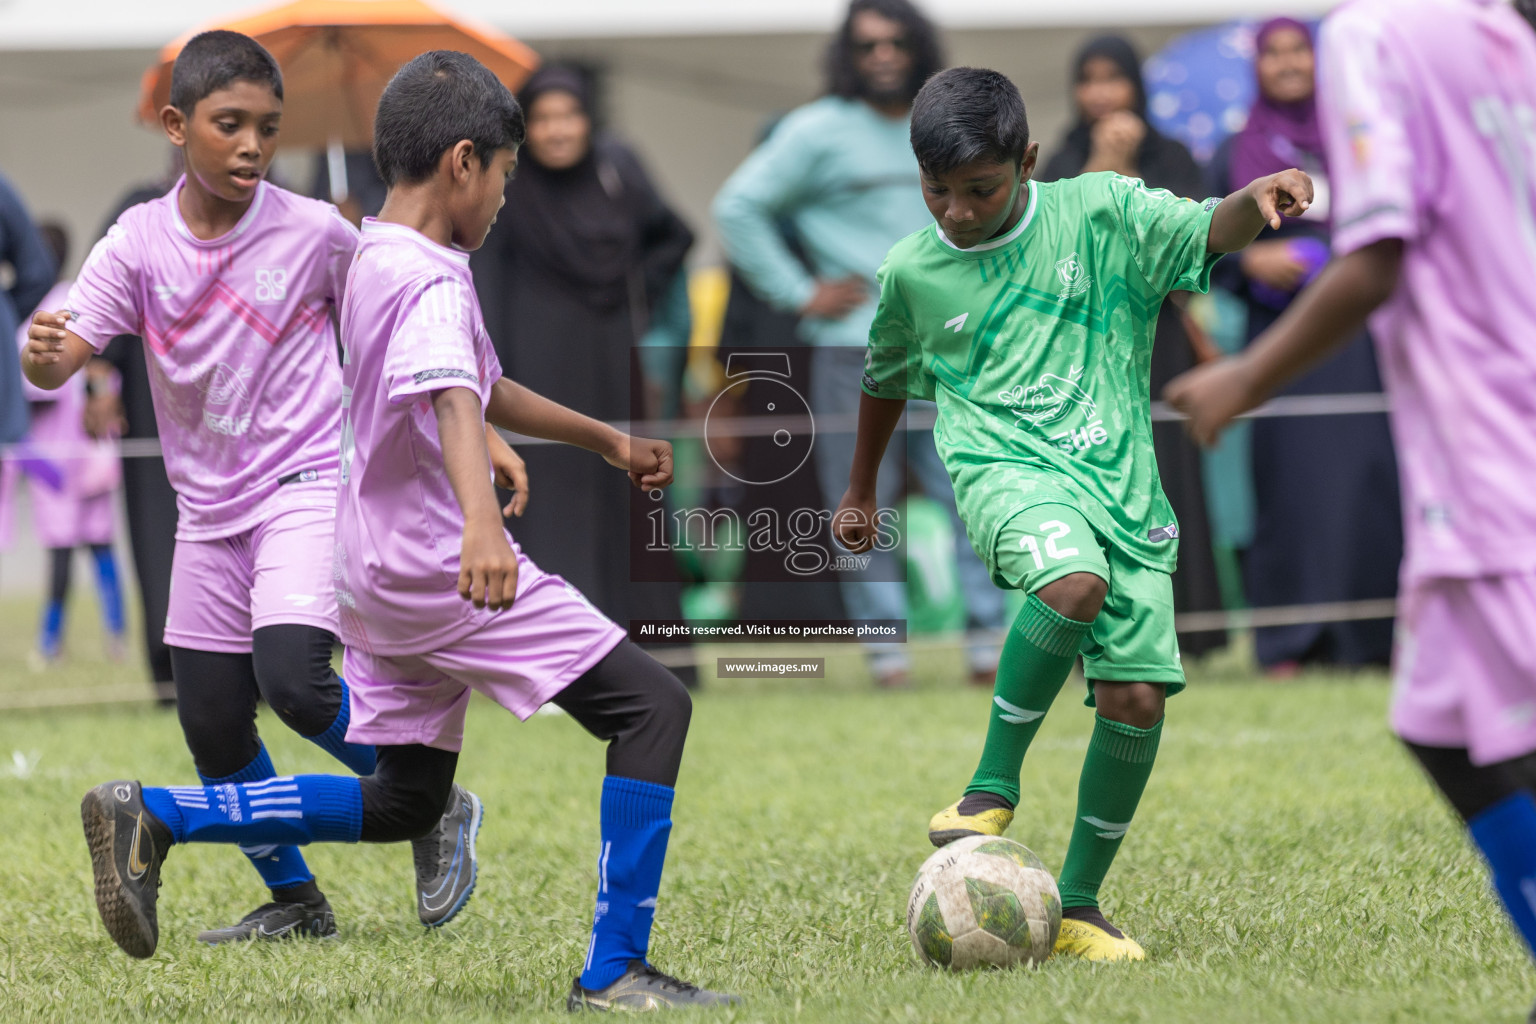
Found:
[164,504,339,652]
[342,551,625,752]
[1392,572,1536,766]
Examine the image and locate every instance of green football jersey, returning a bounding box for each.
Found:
[861,172,1221,577]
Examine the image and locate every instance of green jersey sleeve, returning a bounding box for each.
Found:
[861,256,935,401]
[1105,174,1222,296]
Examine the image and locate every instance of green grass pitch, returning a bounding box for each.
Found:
[0,597,1530,1022]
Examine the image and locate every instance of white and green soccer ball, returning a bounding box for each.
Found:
[907,835,1061,970]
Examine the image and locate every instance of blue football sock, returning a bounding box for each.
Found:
[580,776,675,990]
[141,774,363,847]
[39,600,64,657]
[305,676,377,776]
[1468,792,1536,957]
[89,545,125,636]
[199,744,314,892]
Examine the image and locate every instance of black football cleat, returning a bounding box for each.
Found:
[567,961,741,1012]
[197,895,337,944]
[81,780,173,958]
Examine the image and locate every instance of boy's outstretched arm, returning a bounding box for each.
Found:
[1164,238,1403,446]
[435,386,519,611]
[485,377,673,491]
[1206,169,1315,253]
[833,392,907,553]
[22,311,96,391]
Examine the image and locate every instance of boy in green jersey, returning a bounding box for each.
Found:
[835,68,1313,961]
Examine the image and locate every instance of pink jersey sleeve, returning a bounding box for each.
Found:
[383,277,483,405]
[324,206,361,306]
[1317,10,1425,256]
[64,222,143,352]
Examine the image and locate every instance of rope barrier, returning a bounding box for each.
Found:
[0,598,1398,710]
[0,391,1393,459]
[0,389,1399,710]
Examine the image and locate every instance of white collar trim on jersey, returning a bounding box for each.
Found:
[168,175,268,246]
[360,218,472,265]
[936,179,1038,252]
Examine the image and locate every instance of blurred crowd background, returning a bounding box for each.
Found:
[0,0,1410,694]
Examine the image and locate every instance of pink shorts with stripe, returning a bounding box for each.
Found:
[164,504,339,653]
[1392,573,1536,766]
[342,552,625,752]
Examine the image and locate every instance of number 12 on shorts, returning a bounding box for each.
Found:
[1019,520,1079,570]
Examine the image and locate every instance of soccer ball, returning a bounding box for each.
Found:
[907,835,1061,970]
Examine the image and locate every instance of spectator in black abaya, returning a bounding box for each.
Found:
[470,65,694,646]
[86,174,182,701]
[1208,18,1401,673]
[1037,35,1226,656]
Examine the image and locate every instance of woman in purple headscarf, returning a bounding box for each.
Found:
[1208,18,1403,674]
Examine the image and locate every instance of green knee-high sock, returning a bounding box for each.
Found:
[1058,715,1163,909]
[964,594,1095,806]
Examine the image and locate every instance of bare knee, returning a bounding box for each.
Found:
[1092,681,1166,729]
[1035,572,1108,623]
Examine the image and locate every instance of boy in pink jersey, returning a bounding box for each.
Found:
[24,32,482,950]
[75,51,739,1010]
[1167,0,1536,971]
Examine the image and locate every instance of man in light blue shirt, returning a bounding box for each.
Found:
[713,0,1005,687]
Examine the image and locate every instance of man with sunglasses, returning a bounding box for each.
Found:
[714,0,1008,690]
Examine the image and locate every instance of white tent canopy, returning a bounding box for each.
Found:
[2,0,1333,49]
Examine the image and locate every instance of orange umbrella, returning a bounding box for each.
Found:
[136,0,539,151]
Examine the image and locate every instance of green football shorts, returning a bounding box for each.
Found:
[993,502,1186,699]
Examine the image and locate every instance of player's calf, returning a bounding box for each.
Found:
[358,744,483,928]
[1055,680,1166,958]
[930,571,1100,847]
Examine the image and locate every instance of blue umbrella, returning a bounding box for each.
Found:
[1143,20,1257,165]
[1144,19,1323,165]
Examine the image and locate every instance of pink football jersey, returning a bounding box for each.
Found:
[1319,0,1536,583]
[333,219,508,656]
[66,177,358,540]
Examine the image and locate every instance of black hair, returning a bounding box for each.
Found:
[1071,34,1147,119]
[825,0,944,105]
[36,221,68,277]
[169,31,283,115]
[1517,0,1536,32]
[910,67,1030,176]
[372,50,526,187]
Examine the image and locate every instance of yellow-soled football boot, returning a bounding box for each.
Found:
[927,799,1013,848]
[1053,913,1146,962]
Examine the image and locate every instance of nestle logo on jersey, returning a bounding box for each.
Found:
[204,411,253,436]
